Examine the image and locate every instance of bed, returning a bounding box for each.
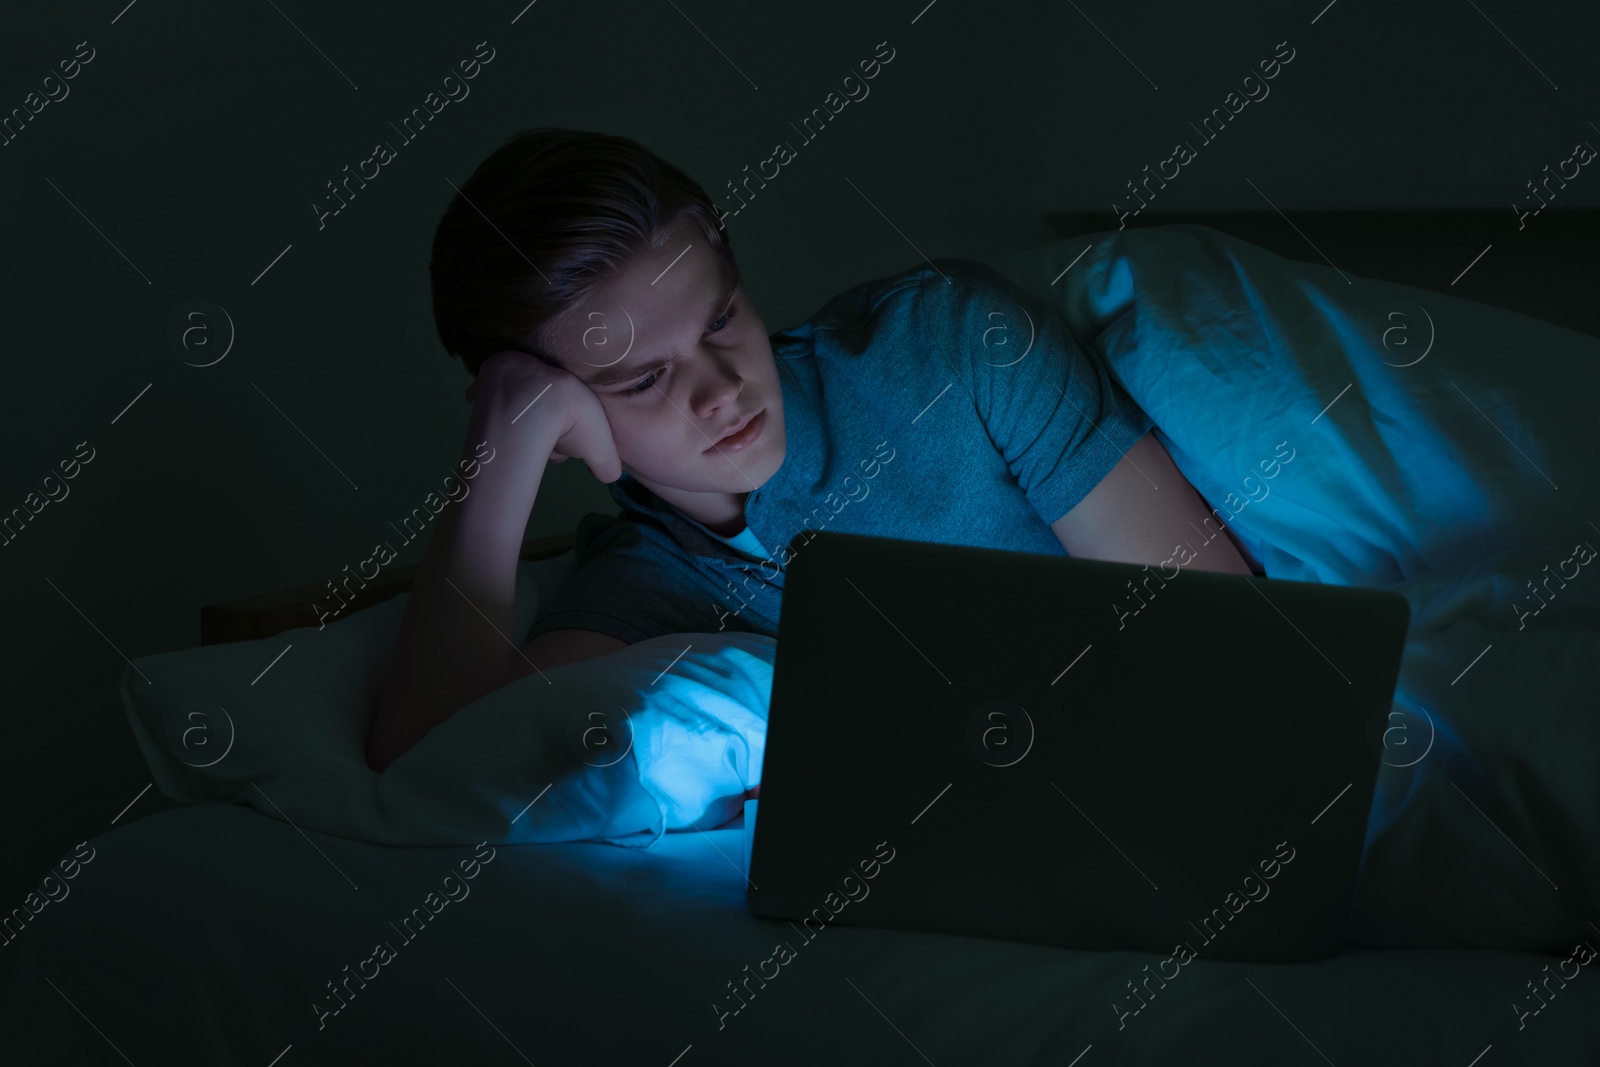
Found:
[3,215,1598,1065]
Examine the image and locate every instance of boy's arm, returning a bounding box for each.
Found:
[366,351,621,774]
[916,261,1257,576]
[366,407,561,774]
[1049,431,1255,576]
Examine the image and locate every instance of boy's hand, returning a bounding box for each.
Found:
[466,350,623,483]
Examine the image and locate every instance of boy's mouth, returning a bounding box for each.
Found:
[705,409,765,453]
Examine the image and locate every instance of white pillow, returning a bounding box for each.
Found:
[121,554,773,847]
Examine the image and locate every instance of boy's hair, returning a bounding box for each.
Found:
[430,126,739,377]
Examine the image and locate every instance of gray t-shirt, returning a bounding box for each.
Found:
[523,256,1154,645]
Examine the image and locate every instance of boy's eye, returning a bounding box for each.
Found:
[621,299,738,398]
[708,298,738,335]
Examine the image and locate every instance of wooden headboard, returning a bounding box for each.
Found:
[199,531,576,646]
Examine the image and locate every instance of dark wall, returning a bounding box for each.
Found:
[2,0,1596,990]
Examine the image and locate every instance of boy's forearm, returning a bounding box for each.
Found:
[367,416,559,771]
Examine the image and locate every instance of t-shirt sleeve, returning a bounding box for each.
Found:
[916,257,1155,526]
[522,512,729,646]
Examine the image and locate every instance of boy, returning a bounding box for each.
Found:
[366,127,1254,774]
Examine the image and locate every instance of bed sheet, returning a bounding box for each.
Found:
[2,802,1596,1065]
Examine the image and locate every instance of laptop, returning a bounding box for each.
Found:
[745,530,1411,963]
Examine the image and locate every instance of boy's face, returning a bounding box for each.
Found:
[535,228,786,530]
